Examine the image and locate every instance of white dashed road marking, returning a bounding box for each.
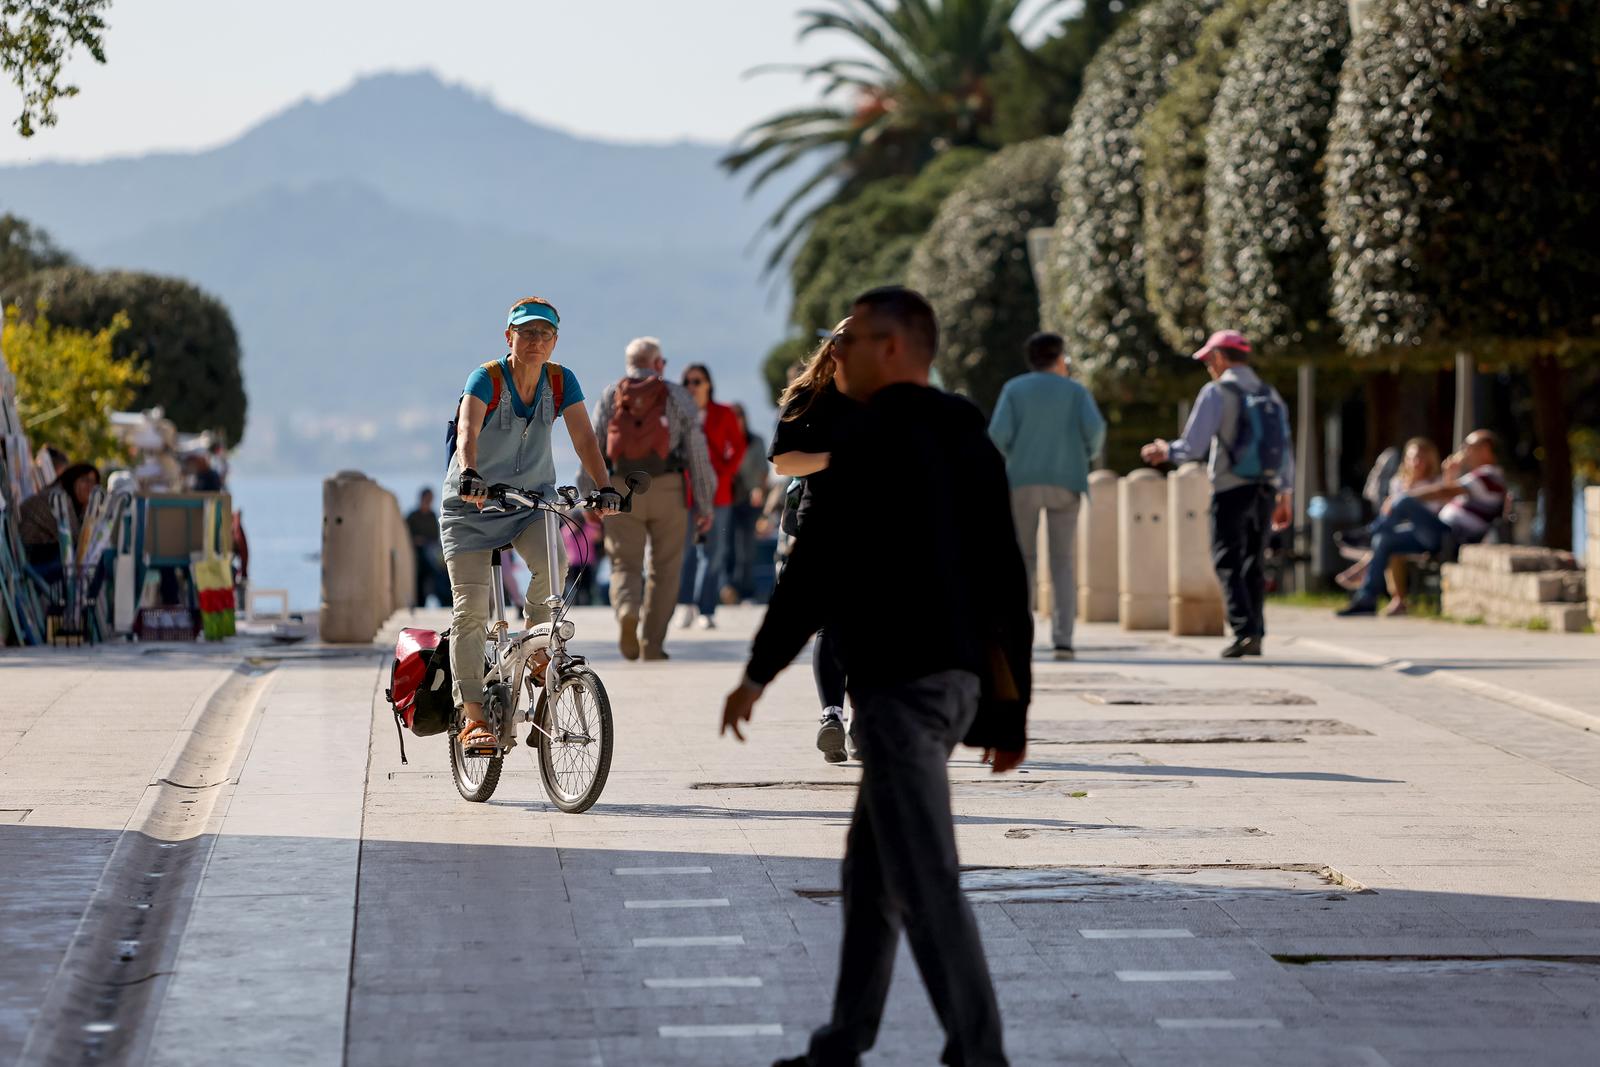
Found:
[1079,928,1194,939]
[1116,970,1235,982]
[632,935,746,948]
[659,1024,783,1038]
[644,976,763,989]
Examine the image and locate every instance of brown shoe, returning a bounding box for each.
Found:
[618,615,640,661]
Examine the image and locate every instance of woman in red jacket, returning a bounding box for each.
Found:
[676,363,747,629]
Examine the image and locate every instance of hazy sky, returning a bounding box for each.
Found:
[0,0,1068,164]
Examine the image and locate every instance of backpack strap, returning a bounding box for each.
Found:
[481,360,506,414]
[546,362,565,416]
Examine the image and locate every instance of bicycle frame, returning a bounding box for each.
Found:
[480,491,583,746]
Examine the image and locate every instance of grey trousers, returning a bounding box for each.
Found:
[1010,484,1081,649]
[444,517,564,706]
[807,670,1007,1067]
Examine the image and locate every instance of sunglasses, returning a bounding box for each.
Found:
[512,324,558,340]
[684,377,709,387]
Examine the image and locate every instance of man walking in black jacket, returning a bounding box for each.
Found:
[722,287,1032,1067]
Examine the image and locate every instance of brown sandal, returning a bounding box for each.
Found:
[459,721,498,753]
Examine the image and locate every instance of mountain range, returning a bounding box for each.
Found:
[0,71,795,473]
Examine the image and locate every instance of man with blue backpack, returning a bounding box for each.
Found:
[1141,330,1294,658]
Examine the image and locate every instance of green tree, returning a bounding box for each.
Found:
[1040,0,1225,393]
[1324,0,1600,549]
[987,1,1138,145]
[0,212,74,290]
[788,147,989,334]
[724,0,1066,263]
[1,1,110,136]
[1204,0,1348,357]
[5,303,142,466]
[1138,0,1272,355]
[907,137,1064,412]
[7,267,248,443]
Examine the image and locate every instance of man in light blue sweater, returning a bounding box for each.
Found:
[988,332,1106,659]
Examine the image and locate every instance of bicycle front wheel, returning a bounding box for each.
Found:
[536,666,614,813]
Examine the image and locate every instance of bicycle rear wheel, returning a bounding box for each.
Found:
[450,687,505,803]
[536,666,614,813]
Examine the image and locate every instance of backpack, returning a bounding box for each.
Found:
[605,376,673,476]
[1219,380,1286,482]
[386,627,455,763]
[444,360,565,469]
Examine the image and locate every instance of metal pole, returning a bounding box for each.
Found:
[1295,362,1317,593]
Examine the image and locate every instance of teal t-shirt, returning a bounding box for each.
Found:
[464,359,584,422]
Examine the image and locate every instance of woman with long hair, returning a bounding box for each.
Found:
[676,363,747,629]
[1381,437,1443,615]
[1336,436,1443,613]
[769,319,863,764]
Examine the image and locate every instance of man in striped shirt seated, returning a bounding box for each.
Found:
[1337,429,1506,616]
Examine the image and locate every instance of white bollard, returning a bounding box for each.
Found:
[1077,469,1119,622]
[1118,469,1170,630]
[322,471,409,643]
[1167,462,1225,635]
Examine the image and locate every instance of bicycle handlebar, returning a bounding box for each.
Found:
[482,474,648,515]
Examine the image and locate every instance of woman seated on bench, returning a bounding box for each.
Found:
[1337,437,1440,614]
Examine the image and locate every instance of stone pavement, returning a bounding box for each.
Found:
[2,605,1599,1066]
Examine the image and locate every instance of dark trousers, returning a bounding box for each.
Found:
[807,670,1007,1067]
[1210,483,1275,640]
[1356,495,1452,603]
[813,628,847,710]
[726,502,760,600]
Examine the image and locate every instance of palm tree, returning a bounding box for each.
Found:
[724,0,1067,265]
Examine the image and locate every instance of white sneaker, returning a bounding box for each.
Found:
[817,708,847,764]
[696,615,717,630]
[677,605,696,629]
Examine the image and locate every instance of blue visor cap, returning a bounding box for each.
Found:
[508,302,560,329]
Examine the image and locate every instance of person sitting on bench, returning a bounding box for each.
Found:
[1337,429,1506,617]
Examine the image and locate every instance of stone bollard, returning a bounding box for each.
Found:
[321,471,410,643]
[1167,462,1224,635]
[1077,469,1119,622]
[1117,469,1169,630]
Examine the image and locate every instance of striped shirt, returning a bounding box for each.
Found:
[1438,465,1506,541]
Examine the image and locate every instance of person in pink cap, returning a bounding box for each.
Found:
[1140,330,1294,658]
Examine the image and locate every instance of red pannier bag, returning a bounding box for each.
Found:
[385,627,454,763]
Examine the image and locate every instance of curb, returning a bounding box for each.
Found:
[17,661,278,1067]
[1284,635,1600,735]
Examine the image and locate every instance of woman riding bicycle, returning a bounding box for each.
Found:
[445,297,619,753]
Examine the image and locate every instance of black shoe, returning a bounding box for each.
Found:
[1052,645,1075,661]
[1336,599,1377,617]
[817,712,847,764]
[1220,636,1262,659]
[773,1057,812,1067]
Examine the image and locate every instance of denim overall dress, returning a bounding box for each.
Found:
[440,359,561,560]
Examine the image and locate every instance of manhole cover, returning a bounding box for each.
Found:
[692,779,1189,796]
[0,809,30,824]
[1277,956,1600,977]
[1006,825,1266,840]
[1079,689,1316,706]
[1030,718,1367,744]
[797,864,1364,905]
